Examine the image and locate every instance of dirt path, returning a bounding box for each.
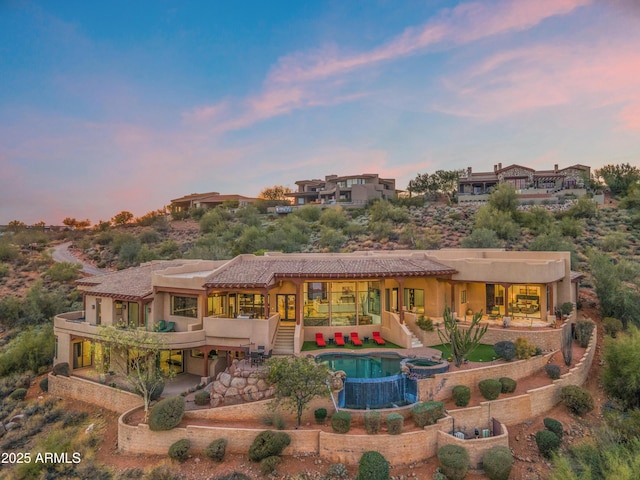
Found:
[51,241,106,276]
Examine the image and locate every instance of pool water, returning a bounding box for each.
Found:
[316,352,403,378]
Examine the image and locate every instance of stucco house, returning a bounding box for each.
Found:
[286,174,397,206]
[54,249,579,381]
[170,192,259,213]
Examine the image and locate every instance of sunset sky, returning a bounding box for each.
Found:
[1,0,639,224]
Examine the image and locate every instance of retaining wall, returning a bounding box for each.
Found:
[48,374,143,413]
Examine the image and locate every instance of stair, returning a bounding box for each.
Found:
[410,333,423,349]
[272,325,295,355]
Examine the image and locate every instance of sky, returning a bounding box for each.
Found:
[1,0,640,225]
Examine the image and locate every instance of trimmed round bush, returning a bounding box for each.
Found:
[452,385,471,407]
[603,317,623,338]
[498,377,517,394]
[314,407,328,424]
[478,379,502,400]
[386,413,404,435]
[515,337,537,360]
[331,411,352,434]
[9,388,27,401]
[411,401,445,427]
[39,377,49,393]
[148,395,186,431]
[363,411,382,435]
[535,430,561,458]
[205,438,227,462]
[260,456,281,476]
[194,391,210,406]
[493,341,516,361]
[575,319,595,347]
[438,444,469,480]
[544,418,563,440]
[168,438,190,461]
[248,430,291,462]
[482,445,513,480]
[356,451,390,480]
[545,364,561,380]
[52,362,70,377]
[561,385,594,416]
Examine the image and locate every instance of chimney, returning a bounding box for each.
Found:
[467,167,472,177]
[554,164,558,173]
[498,162,502,170]
[494,164,498,173]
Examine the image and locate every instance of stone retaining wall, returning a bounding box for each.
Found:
[48,374,143,413]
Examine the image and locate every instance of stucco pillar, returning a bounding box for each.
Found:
[397,278,405,323]
[262,288,270,319]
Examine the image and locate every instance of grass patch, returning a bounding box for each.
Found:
[431,343,496,362]
[301,339,402,352]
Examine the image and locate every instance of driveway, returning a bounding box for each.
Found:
[52,242,106,276]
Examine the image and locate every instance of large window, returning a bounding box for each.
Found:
[159,350,184,375]
[304,281,381,327]
[72,340,92,369]
[171,296,198,318]
[404,288,425,314]
[509,284,541,318]
[207,294,226,317]
[238,293,265,318]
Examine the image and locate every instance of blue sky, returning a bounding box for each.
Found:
[1,0,639,224]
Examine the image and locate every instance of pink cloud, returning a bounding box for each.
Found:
[618,103,640,131]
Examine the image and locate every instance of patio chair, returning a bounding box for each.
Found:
[156,320,167,332]
[165,321,176,332]
[315,333,327,347]
[334,332,346,346]
[350,332,363,346]
[372,331,386,345]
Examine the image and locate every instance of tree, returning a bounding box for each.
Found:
[474,206,520,240]
[460,228,504,248]
[596,163,640,196]
[488,183,519,214]
[602,326,640,410]
[97,325,173,421]
[259,185,292,201]
[263,356,331,426]
[111,211,134,226]
[7,220,26,232]
[62,217,78,229]
[407,169,464,201]
[437,307,488,368]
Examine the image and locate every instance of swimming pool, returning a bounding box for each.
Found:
[315,352,404,378]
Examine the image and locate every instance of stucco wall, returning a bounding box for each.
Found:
[437,426,510,470]
[48,374,143,413]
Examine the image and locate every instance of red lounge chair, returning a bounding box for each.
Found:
[350,332,363,346]
[372,331,386,345]
[315,333,326,347]
[334,332,346,346]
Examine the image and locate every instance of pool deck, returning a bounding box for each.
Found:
[308,345,443,360]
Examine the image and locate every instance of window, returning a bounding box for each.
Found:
[238,293,265,318]
[207,294,226,317]
[72,340,92,369]
[171,296,198,318]
[159,350,184,375]
[54,336,58,359]
[405,288,425,313]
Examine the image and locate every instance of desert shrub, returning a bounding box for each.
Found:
[39,376,48,392]
[411,401,445,427]
[363,411,382,434]
[325,463,350,480]
[452,385,471,407]
[260,455,281,475]
[482,445,513,480]
[545,364,561,380]
[194,391,210,406]
[575,319,595,347]
[416,316,434,331]
[205,438,227,462]
[603,317,623,338]
[561,385,594,416]
[331,411,352,434]
[62,410,88,428]
[52,362,70,376]
[515,337,537,360]
[386,413,404,435]
[535,430,561,458]
[248,430,291,462]
[148,396,185,431]
[214,474,251,480]
[493,341,516,361]
[168,439,190,461]
[145,465,185,480]
[438,444,469,480]
[261,413,286,430]
[9,387,27,400]
[498,377,517,394]
[356,451,390,480]
[478,379,502,400]
[544,418,563,440]
[314,407,328,424]
[47,261,81,281]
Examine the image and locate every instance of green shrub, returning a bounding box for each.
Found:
[363,411,382,434]
[543,418,563,440]
[325,463,350,480]
[478,379,502,400]
[386,413,404,435]
[603,317,623,338]
[575,319,595,347]
[438,444,469,480]
[545,364,561,380]
[515,337,537,360]
[46,262,81,282]
[52,362,70,377]
[356,451,390,480]
[411,401,445,427]
[482,445,513,480]
[416,316,434,331]
[9,387,27,400]
[146,465,185,480]
[498,377,517,394]
[168,438,190,462]
[561,385,594,416]
[452,385,471,407]
[331,411,352,434]
[39,376,48,392]
[260,456,281,476]
[314,407,328,424]
[535,430,561,458]
[205,438,227,462]
[148,396,186,431]
[493,341,516,361]
[248,430,291,462]
[261,413,286,430]
[194,391,210,406]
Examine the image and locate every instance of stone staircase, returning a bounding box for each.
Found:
[272,325,295,355]
[410,332,423,349]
